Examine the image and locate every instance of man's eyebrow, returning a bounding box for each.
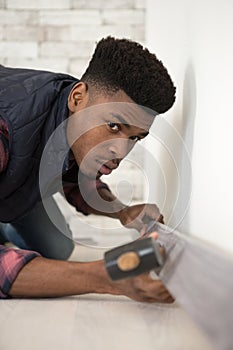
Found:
[139,131,149,138]
[110,113,149,137]
[110,113,131,128]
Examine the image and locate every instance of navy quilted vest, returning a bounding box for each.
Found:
[0,66,78,222]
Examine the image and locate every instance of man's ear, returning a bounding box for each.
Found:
[68,82,89,113]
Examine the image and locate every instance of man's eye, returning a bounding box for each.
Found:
[107,122,120,132]
[130,136,141,142]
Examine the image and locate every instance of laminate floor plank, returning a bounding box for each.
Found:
[0,295,213,350]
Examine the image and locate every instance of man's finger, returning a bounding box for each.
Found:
[148,231,158,239]
[139,224,147,236]
[157,214,164,224]
[124,217,145,232]
[139,231,159,240]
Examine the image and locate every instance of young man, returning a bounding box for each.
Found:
[0,37,176,302]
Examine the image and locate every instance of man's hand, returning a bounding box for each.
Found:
[113,273,174,303]
[109,229,173,303]
[118,204,164,235]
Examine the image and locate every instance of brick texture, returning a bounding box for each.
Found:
[0,41,38,57]
[0,0,5,9]
[102,9,144,25]
[0,10,38,25]
[1,2,145,72]
[0,0,147,233]
[39,10,102,26]
[6,0,71,10]
[72,0,135,9]
[0,26,3,40]
[3,26,43,41]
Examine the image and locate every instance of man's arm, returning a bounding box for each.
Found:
[85,187,164,234]
[82,187,125,218]
[8,253,173,303]
[8,257,111,298]
[0,235,173,302]
[63,176,163,234]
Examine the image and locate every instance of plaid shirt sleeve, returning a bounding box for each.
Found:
[0,117,9,172]
[0,118,41,299]
[0,245,40,299]
[63,178,110,215]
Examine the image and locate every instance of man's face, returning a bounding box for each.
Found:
[67,88,154,179]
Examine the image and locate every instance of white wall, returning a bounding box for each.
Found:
[145,0,233,253]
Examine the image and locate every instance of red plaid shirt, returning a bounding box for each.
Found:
[0,118,9,172]
[0,245,40,298]
[0,117,109,298]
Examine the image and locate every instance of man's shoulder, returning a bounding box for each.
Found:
[0,65,77,92]
[0,66,78,125]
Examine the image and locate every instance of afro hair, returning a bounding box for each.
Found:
[81,37,176,114]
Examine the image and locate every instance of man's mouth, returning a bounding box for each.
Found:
[97,161,119,175]
[99,164,112,175]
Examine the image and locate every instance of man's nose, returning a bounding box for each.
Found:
[108,138,133,160]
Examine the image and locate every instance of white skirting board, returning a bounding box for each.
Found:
[150,222,233,350]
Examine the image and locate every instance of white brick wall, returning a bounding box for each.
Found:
[0,1,145,73]
[69,25,133,41]
[39,41,94,58]
[134,0,145,9]
[102,10,144,25]
[0,41,38,57]
[2,26,43,41]
[6,0,71,10]
[39,10,102,26]
[0,10,38,25]
[0,0,147,240]
[71,0,135,9]
[6,57,69,72]
[0,26,3,41]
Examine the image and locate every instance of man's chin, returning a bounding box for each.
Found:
[79,168,102,180]
[96,171,103,179]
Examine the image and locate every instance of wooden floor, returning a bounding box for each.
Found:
[0,295,214,350]
[0,198,215,350]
